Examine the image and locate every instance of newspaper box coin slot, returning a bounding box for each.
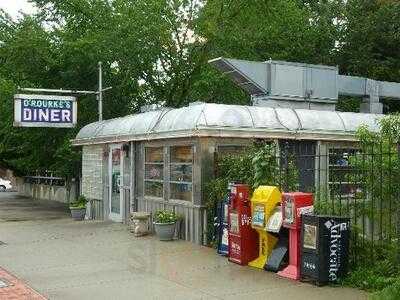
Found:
[228,184,258,265]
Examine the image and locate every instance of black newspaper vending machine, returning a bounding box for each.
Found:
[300,215,350,285]
[215,182,236,256]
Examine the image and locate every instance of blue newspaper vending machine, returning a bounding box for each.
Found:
[215,183,234,256]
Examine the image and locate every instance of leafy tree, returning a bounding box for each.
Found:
[205,142,299,244]
[1,0,400,178]
[335,0,400,112]
[0,0,208,175]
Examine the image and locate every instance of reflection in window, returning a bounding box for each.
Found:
[170,146,193,201]
[328,148,361,198]
[145,181,163,198]
[217,145,246,158]
[144,147,164,197]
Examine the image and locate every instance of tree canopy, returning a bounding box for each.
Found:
[0,0,399,177]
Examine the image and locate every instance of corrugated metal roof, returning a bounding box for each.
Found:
[73,103,383,145]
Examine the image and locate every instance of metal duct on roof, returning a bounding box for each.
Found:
[208,57,267,95]
[209,57,339,102]
[210,57,400,100]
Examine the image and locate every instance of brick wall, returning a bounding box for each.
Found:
[82,145,104,200]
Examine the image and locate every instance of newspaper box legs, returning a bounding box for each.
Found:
[277,192,313,280]
[248,186,281,269]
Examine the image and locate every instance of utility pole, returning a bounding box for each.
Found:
[19,62,112,122]
[98,61,103,121]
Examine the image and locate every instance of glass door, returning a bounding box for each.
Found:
[109,144,123,222]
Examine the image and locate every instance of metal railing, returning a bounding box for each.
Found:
[276,143,400,269]
[24,170,66,186]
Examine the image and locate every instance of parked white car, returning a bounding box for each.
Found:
[0,178,12,191]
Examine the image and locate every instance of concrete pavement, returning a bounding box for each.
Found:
[0,192,69,222]
[0,192,367,300]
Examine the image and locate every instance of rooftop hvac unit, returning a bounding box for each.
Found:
[209,57,400,113]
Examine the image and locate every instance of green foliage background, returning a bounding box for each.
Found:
[205,143,298,245]
[1,0,400,176]
[320,114,400,297]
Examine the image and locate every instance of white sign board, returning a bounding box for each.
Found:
[14,94,77,128]
[266,206,283,233]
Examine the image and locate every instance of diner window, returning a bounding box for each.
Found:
[328,148,361,199]
[217,145,246,159]
[170,146,193,202]
[144,147,164,198]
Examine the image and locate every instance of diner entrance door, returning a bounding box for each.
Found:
[109,144,123,222]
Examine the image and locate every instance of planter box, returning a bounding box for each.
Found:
[154,222,176,241]
[70,207,86,221]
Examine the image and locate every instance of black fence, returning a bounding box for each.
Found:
[24,170,66,186]
[278,141,400,269]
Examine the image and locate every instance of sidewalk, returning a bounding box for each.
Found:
[0,217,366,300]
[0,267,46,300]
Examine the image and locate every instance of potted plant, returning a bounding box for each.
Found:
[153,210,178,241]
[69,195,87,221]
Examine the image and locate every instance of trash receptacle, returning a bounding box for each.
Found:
[300,215,350,285]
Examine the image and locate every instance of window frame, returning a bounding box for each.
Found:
[142,143,196,204]
[143,146,165,199]
[327,146,362,200]
[168,145,194,203]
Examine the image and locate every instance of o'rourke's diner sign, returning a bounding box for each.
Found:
[14,94,77,128]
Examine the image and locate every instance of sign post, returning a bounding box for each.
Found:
[14,62,111,128]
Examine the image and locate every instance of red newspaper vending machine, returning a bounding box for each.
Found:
[228,184,259,265]
[277,192,313,280]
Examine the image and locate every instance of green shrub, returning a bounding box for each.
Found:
[370,280,400,300]
[204,142,299,245]
[205,178,228,247]
[154,210,178,224]
[343,259,399,295]
[69,195,87,209]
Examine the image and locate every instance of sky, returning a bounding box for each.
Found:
[0,0,37,19]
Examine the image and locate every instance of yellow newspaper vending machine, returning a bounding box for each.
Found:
[248,186,281,269]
